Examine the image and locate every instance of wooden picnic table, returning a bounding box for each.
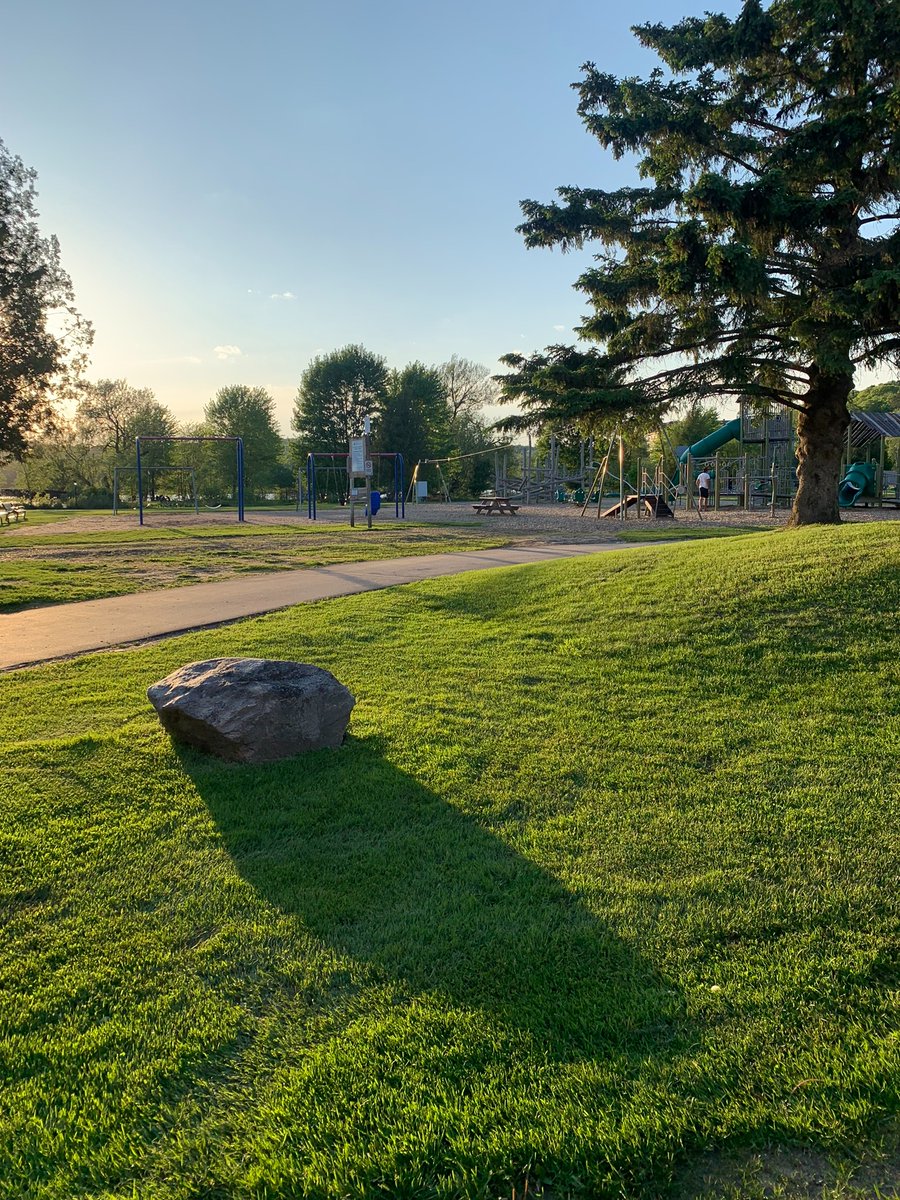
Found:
[472,497,520,516]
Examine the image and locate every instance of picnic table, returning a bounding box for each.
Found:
[472,497,520,516]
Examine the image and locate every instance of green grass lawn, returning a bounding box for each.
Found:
[0,507,113,531]
[616,525,769,542]
[1,524,898,1198]
[0,522,512,611]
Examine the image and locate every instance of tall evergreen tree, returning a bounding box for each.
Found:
[500,0,900,525]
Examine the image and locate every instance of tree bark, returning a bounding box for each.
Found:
[788,373,852,527]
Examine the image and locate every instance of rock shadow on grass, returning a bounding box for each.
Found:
[185,735,690,1064]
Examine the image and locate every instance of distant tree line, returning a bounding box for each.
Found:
[293,345,500,499]
[9,346,501,506]
[1,134,500,506]
[12,382,290,506]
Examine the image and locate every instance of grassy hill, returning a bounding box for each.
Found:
[1,524,898,1198]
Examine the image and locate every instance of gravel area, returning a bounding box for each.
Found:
[2,500,897,542]
[371,500,900,540]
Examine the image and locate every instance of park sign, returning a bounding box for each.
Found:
[348,438,368,475]
[347,435,373,528]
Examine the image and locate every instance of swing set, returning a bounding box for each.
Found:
[406,445,511,503]
[113,465,199,515]
[133,436,245,526]
[304,452,405,520]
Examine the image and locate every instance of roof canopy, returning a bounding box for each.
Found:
[848,409,900,444]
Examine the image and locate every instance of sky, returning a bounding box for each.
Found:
[6,0,880,437]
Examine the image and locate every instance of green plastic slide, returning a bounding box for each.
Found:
[675,418,741,483]
[838,461,876,507]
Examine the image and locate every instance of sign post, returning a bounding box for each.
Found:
[347,435,373,529]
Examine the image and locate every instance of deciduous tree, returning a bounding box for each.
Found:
[76,382,177,492]
[0,139,92,460]
[292,345,388,455]
[16,420,101,499]
[453,416,498,496]
[438,355,498,422]
[77,379,156,455]
[849,381,900,412]
[205,384,282,496]
[500,0,900,525]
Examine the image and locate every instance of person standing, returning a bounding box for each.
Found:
[696,467,712,510]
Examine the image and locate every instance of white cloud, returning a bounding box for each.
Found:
[270,291,296,301]
[214,344,242,361]
[553,324,566,331]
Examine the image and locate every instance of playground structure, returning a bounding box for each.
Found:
[589,402,900,519]
[837,410,900,508]
[408,412,828,512]
[112,466,199,516]
[303,451,405,522]
[408,415,795,513]
[129,436,245,525]
[566,403,801,520]
[493,435,597,503]
[674,405,797,514]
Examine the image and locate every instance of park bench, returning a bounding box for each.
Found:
[472,497,520,516]
[0,502,27,525]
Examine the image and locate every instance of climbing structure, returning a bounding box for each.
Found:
[838,410,900,508]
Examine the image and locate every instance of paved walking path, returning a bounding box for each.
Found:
[1,542,651,671]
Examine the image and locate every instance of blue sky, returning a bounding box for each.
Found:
[4,0,756,433]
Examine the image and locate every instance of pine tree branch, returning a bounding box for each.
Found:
[852,337,900,363]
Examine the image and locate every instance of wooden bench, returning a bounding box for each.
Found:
[0,503,27,525]
[472,497,520,516]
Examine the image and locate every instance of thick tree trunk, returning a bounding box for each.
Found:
[787,374,852,527]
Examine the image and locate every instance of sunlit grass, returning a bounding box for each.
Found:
[0,522,512,611]
[616,524,767,541]
[0,507,111,532]
[1,524,898,1197]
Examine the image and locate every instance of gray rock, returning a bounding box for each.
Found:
[147,658,355,763]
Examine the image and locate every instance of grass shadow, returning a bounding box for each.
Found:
[186,734,690,1064]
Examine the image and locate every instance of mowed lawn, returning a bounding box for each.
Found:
[1,524,898,1198]
[0,520,513,611]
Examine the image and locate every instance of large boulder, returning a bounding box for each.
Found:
[147,658,355,763]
